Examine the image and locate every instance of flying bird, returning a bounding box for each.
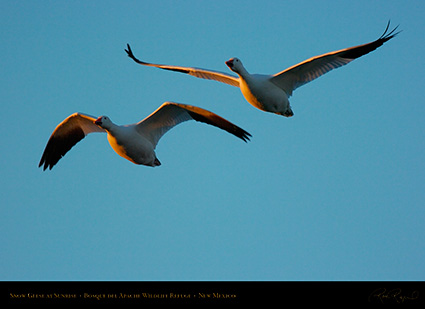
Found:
[125,21,400,117]
[39,102,251,170]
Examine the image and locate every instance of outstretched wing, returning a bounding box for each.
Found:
[39,113,105,170]
[125,44,240,87]
[271,21,401,96]
[136,102,251,148]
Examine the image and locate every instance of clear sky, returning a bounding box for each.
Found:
[1,0,424,281]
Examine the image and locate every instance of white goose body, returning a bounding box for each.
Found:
[126,22,400,117]
[39,102,251,170]
[103,122,158,166]
[237,68,291,116]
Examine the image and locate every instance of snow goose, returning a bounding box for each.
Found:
[39,102,251,170]
[126,21,400,117]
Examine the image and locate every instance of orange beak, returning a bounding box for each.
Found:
[94,117,102,125]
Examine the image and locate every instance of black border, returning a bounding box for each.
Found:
[2,281,425,305]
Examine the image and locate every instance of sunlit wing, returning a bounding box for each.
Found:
[271,21,401,96]
[39,113,105,170]
[136,102,251,147]
[125,44,240,87]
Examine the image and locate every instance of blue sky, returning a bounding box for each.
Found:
[1,0,424,281]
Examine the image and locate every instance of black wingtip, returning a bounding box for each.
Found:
[38,156,54,171]
[242,131,252,143]
[38,155,47,171]
[124,43,147,65]
[125,43,133,57]
[380,20,402,41]
[232,125,252,143]
[381,20,391,38]
[38,161,50,171]
[183,106,252,143]
[341,20,401,60]
[125,43,139,62]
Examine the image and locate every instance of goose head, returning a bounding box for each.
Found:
[94,116,113,129]
[225,57,244,73]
